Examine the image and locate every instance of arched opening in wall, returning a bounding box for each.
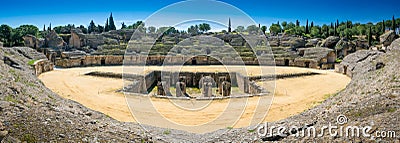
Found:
[299,50,305,57]
[80,59,84,66]
[327,52,336,63]
[101,58,106,66]
[343,66,347,74]
[305,61,310,68]
[192,58,197,65]
[284,59,290,66]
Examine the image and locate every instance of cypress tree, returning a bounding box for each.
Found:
[228,18,231,33]
[310,21,314,28]
[368,26,372,47]
[382,20,385,33]
[334,25,337,36]
[305,19,309,34]
[43,24,46,31]
[105,18,109,32]
[326,26,330,36]
[296,20,299,27]
[336,19,339,28]
[88,20,96,33]
[109,13,116,30]
[48,23,52,31]
[392,15,396,33]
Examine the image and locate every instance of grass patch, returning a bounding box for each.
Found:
[387,108,396,113]
[27,60,37,66]
[163,129,171,135]
[21,134,36,143]
[5,95,18,103]
[226,126,233,129]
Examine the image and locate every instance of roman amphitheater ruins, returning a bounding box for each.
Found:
[22,23,353,133]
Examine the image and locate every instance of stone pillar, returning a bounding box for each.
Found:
[176,82,186,97]
[157,81,165,96]
[200,76,214,97]
[218,77,226,95]
[162,76,171,96]
[222,81,231,96]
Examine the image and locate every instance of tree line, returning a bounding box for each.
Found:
[0,13,398,47]
[267,16,399,46]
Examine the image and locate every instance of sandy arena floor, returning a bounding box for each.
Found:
[38,66,350,133]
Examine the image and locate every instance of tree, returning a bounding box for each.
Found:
[269,24,281,35]
[305,19,309,34]
[357,25,367,36]
[108,13,116,30]
[0,24,13,47]
[78,25,88,34]
[246,25,259,34]
[295,20,300,27]
[368,26,372,46]
[392,15,396,34]
[158,27,178,35]
[121,22,127,29]
[11,25,39,46]
[148,26,156,33]
[104,18,110,32]
[97,25,104,33]
[382,20,385,33]
[187,25,199,35]
[198,23,211,33]
[310,21,314,28]
[260,26,267,34]
[88,20,97,34]
[281,21,287,29]
[127,21,144,29]
[235,26,245,32]
[310,26,321,38]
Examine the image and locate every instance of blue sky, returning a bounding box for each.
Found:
[0,0,399,31]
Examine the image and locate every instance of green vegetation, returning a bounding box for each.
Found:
[22,133,37,143]
[5,95,18,103]
[163,129,171,135]
[108,13,116,31]
[1,13,398,48]
[28,59,37,65]
[0,24,39,47]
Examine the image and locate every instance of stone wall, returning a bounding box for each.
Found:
[55,55,124,68]
[33,59,54,75]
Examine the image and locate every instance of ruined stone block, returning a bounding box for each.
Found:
[222,81,231,96]
[175,82,186,97]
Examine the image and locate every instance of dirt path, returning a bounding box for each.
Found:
[38,66,350,133]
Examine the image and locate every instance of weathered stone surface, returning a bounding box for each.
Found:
[230,37,244,46]
[46,30,66,48]
[287,37,306,49]
[380,30,396,47]
[305,38,321,47]
[353,39,369,50]
[387,38,400,52]
[338,50,384,77]
[175,81,187,97]
[221,81,231,96]
[33,59,54,75]
[335,39,355,58]
[200,76,214,97]
[23,35,45,49]
[70,29,120,49]
[0,41,2,47]
[320,36,340,49]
